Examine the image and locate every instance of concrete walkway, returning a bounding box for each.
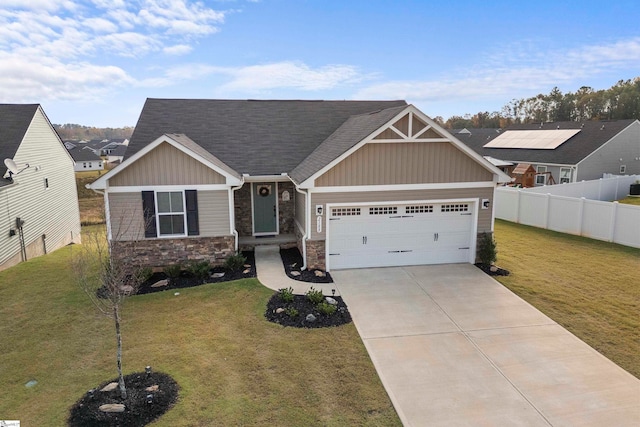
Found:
[254,245,340,296]
[332,264,640,427]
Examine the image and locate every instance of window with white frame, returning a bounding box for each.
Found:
[559,168,572,184]
[536,165,547,185]
[156,191,185,236]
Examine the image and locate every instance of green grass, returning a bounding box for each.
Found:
[0,241,400,426]
[618,196,640,206]
[493,220,640,378]
[75,172,106,225]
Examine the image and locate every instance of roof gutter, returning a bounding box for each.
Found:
[293,182,308,271]
[230,177,246,252]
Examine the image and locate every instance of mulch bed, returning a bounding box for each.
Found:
[265,293,352,328]
[280,247,333,283]
[124,252,256,296]
[475,263,510,276]
[68,371,179,427]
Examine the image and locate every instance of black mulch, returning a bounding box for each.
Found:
[280,247,333,283]
[68,371,179,427]
[134,251,256,296]
[475,263,510,276]
[265,293,351,328]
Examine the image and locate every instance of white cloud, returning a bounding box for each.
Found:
[355,38,640,102]
[163,44,193,55]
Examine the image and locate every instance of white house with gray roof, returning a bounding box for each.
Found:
[458,120,640,186]
[90,99,510,271]
[0,104,81,271]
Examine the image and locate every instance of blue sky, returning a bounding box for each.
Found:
[1,0,639,127]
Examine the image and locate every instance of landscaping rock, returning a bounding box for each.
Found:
[99,403,125,413]
[120,285,134,294]
[244,264,251,268]
[243,268,250,274]
[314,270,326,277]
[490,265,498,273]
[276,308,285,314]
[100,382,119,392]
[290,271,301,276]
[145,385,159,392]
[306,314,316,322]
[151,279,169,288]
[325,297,338,305]
[290,262,297,268]
[211,272,225,278]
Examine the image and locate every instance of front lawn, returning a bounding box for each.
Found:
[0,243,399,426]
[493,220,640,378]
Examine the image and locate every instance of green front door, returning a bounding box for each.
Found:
[253,182,278,235]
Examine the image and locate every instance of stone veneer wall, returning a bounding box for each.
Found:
[234,185,252,237]
[305,240,326,271]
[234,181,296,237]
[112,236,235,268]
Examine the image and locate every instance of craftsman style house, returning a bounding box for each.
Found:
[90,99,510,271]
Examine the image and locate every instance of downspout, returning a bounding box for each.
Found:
[230,177,245,252]
[294,185,308,270]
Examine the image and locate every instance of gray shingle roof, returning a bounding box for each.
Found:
[67,147,103,162]
[127,99,407,176]
[0,104,39,187]
[457,120,637,165]
[290,105,408,183]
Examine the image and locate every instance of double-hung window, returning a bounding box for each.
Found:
[142,190,199,238]
[559,168,572,184]
[536,166,547,185]
[156,191,186,236]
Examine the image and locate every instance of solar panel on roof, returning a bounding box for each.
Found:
[483,129,581,149]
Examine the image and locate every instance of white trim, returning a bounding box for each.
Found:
[243,174,292,182]
[508,160,576,168]
[105,191,112,241]
[107,184,229,193]
[299,105,511,188]
[230,178,245,251]
[324,198,479,271]
[294,186,308,270]
[89,134,242,190]
[367,138,450,144]
[310,181,496,193]
[251,182,280,236]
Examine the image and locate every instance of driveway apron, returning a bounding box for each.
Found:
[332,264,640,427]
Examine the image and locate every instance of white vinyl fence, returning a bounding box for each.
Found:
[519,174,639,201]
[495,175,640,248]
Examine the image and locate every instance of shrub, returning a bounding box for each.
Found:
[224,252,247,271]
[306,287,324,305]
[278,287,295,303]
[316,301,337,316]
[284,307,299,317]
[135,267,153,283]
[186,260,211,280]
[163,264,182,279]
[477,232,497,265]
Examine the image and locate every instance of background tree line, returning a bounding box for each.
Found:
[54,123,134,140]
[439,77,640,129]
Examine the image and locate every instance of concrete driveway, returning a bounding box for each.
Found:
[332,264,640,427]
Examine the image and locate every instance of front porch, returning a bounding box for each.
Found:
[238,233,297,251]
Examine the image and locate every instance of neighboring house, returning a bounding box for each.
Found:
[89,99,510,271]
[457,119,640,186]
[105,143,127,165]
[67,146,104,172]
[0,104,81,272]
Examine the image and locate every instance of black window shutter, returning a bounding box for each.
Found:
[185,190,199,236]
[141,191,157,238]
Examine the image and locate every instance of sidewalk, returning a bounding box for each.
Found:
[254,245,340,296]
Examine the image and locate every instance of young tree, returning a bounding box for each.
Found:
[72,211,149,400]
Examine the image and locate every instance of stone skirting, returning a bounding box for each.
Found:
[111,235,235,268]
[305,239,326,271]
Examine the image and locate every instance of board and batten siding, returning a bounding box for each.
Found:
[0,107,81,271]
[309,187,494,240]
[315,142,493,186]
[108,190,231,241]
[109,142,226,187]
[295,189,306,232]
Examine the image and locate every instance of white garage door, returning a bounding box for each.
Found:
[327,201,475,270]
